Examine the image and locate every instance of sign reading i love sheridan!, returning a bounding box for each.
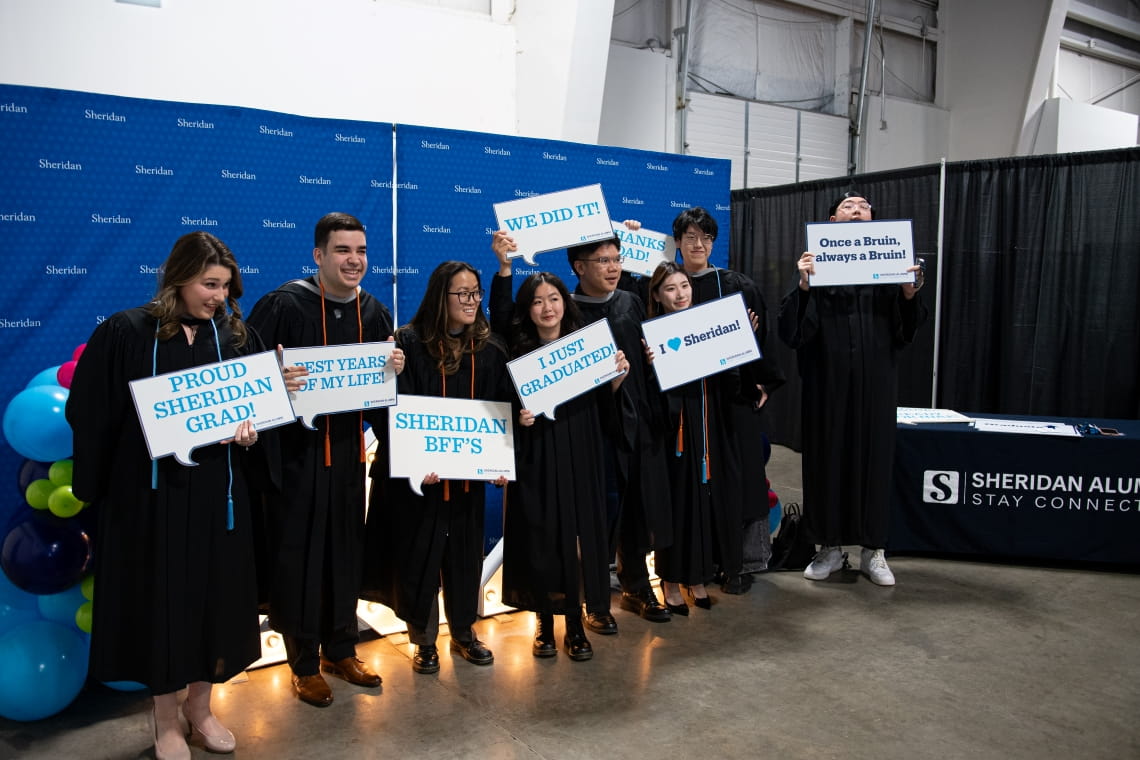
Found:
[640,293,760,391]
[129,350,296,465]
[388,395,516,496]
[805,218,916,287]
[281,342,398,428]
[506,319,625,419]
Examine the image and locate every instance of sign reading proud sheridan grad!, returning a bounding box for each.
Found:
[388,395,515,497]
[128,350,296,465]
[493,184,614,265]
[640,293,760,391]
[507,319,624,419]
[612,222,673,278]
[282,342,397,428]
[805,219,916,287]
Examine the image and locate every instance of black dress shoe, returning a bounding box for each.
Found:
[720,572,754,595]
[665,600,689,616]
[583,610,618,635]
[533,613,557,658]
[563,632,594,661]
[450,638,494,666]
[619,588,672,622]
[412,644,440,674]
[685,586,713,609]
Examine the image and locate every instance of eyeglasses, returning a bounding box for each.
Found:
[681,233,714,245]
[448,289,484,303]
[838,201,872,211]
[583,256,623,266]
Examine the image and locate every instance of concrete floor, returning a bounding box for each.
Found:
[3,445,1139,760]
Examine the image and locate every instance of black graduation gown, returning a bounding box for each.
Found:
[361,327,511,634]
[572,287,672,551]
[652,370,744,585]
[246,278,394,641]
[777,284,926,547]
[66,307,266,693]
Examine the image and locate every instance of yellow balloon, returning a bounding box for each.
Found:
[25,478,55,510]
[48,485,84,518]
[49,459,74,487]
[81,574,95,601]
[75,601,93,634]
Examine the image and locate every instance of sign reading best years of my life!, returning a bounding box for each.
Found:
[641,293,761,391]
[493,184,614,266]
[805,219,916,287]
[388,395,516,496]
[128,350,296,465]
[282,342,398,428]
[507,319,624,420]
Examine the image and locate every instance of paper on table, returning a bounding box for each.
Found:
[970,418,1080,437]
[897,407,974,424]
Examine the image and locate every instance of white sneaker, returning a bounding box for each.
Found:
[860,548,896,586]
[803,546,845,580]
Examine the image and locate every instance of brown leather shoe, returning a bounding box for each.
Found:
[320,656,382,688]
[292,673,333,707]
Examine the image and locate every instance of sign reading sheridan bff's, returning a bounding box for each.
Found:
[389,395,515,497]
[805,219,916,287]
[129,350,295,465]
[507,319,624,419]
[641,293,760,391]
[493,184,613,265]
[282,342,397,428]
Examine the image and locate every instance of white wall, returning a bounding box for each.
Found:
[598,44,675,154]
[862,95,951,171]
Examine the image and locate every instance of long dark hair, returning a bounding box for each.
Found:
[148,231,247,346]
[404,260,492,374]
[646,261,693,318]
[509,272,580,357]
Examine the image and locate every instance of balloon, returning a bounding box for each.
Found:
[75,601,92,633]
[25,479,55,510]
[0,620,89,721]
[36,582,86,630]
[0,511,91,595]
[48,486,84,519]
[80,574,94,600]
[24,366,63,389]
[72,344,87,362]
[55,361,78,389]
[48,460,74,488]
[16,460,52,493]
[769,500,783,535]
[2,385,73,463]
[103,680,147,692]
[0,569,41,636]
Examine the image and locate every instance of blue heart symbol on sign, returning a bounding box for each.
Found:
[667,337,682,352]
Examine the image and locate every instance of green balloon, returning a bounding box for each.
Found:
[76,601,93,634]
[49,458,74,487]
[81,574,95,601]
[25,478,55,510]
[48,485,84,518]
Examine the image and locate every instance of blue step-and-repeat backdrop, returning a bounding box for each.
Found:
[0,83,731,547]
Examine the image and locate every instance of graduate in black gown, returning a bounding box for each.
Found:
[67,231,284,760]
[671,207,785,592]
[246,213,404,708]
[643,262,750,614]
[491,271,631,661]
[361,261,509,675]
[777,191,926,586]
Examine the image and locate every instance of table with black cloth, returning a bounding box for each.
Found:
[889,414,1140,565]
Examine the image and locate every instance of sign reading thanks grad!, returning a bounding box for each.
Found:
[641,293,760,391]
[388,395,515,496]
[613,222,673,278]
[805,219,916,287]
[493,184,614,265]
[507,319,624,420]
[282,342,398,429]
[129,350,295,465]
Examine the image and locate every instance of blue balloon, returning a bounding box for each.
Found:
[2,385,73,463]
[769,500,783,535]
[0,620,89,721]
[24,365,63,389]
[0,511,91,595]
[16,459,52,494]
[0,568,41,636]
[103,680,148,693]
[36,582,87,631]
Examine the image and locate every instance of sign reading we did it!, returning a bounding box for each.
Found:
[640,293,760,391]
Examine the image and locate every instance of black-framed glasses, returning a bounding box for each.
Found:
[448,289,484,303]
[583,256,623,266]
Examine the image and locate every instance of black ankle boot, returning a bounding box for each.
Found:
[532,613,557,658]
[562,614,593,661]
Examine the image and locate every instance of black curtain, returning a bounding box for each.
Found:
[730,147,1140,451]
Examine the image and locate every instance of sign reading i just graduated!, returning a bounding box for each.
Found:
[805,219,916,287]
[506,319,624,419]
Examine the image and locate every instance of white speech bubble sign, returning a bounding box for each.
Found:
[281,342,398,429]
[128,350,296,465]
[506,319,623,420]
[388,395,516,497]
[640,293,760,392]
[492,184,614,266]
[805,218,916,287]
[613,223,673,278]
